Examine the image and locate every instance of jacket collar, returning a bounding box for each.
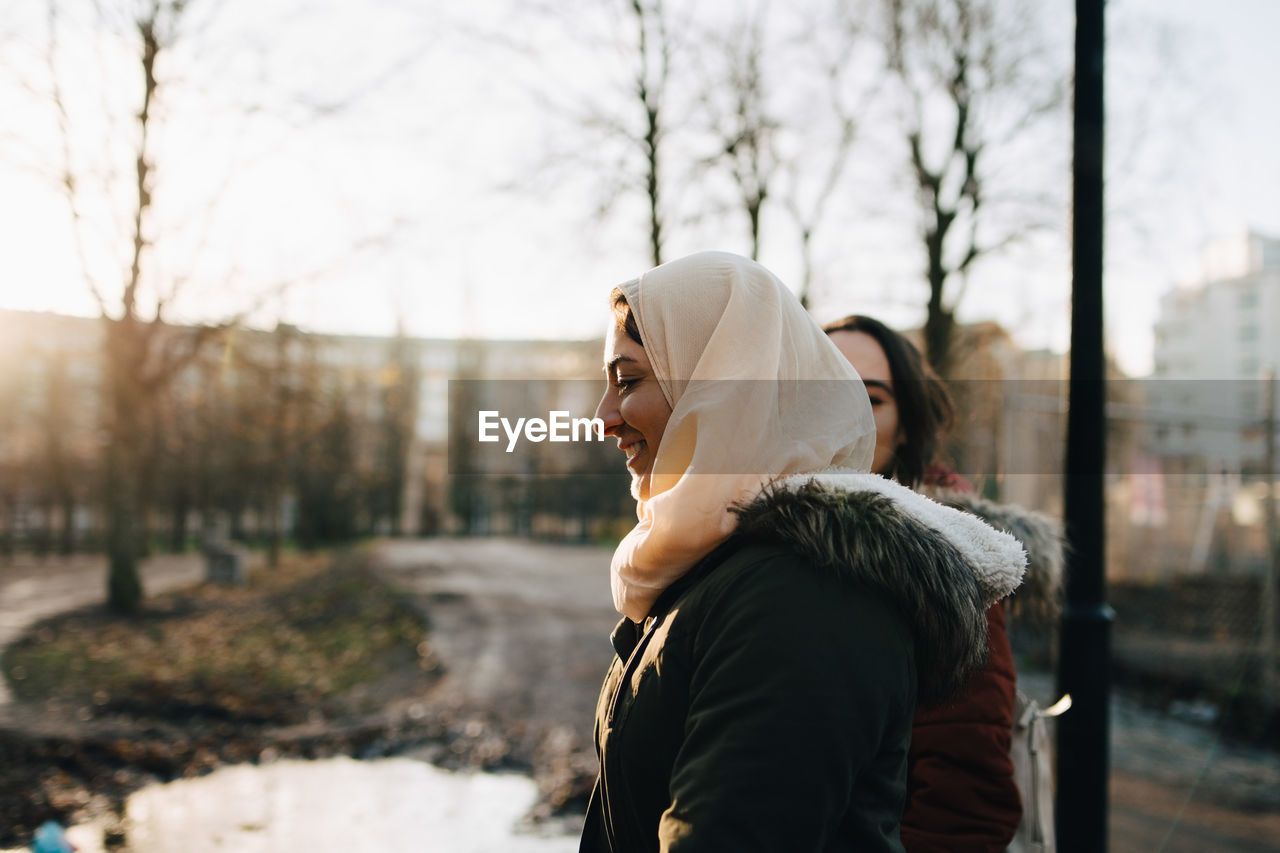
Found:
[728,471,1025,707]
[610,536,749,661]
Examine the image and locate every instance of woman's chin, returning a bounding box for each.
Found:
[630,471,650,502]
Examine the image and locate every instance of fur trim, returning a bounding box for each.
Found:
[776,471,1026,603]
[730,472,1026,707]
[930,490,1065,628]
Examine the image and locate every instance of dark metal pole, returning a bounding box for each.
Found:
[1058,0,1112,850]
[1264,370,1276,713]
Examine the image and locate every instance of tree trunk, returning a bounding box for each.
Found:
[169,491,189,552]
[748,201,761,261]
[632,0,666,268]
[0,494,12,563]
[106,454,143,613]
[644,110,663,267]
[105,318,145,615]
[923,233,956,379]
[266,493,282,568]
[59,494,76,555]
[923,305,955,380]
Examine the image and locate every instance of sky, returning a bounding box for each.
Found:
[0,0,1276,377]
[1100,0,1280,373]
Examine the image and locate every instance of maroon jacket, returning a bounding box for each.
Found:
[900,601,1021,852]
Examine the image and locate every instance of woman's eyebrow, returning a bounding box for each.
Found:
[604,354,638,374]
[861,378,894,397]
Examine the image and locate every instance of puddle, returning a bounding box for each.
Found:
[8,757,579,853]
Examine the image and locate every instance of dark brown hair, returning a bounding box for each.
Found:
[610,287,643,345]
[823,314,954,488]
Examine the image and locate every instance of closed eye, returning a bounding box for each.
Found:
[862,379,894,407]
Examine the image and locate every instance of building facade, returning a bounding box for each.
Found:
[1151,231,1280,470]
[1144,231,1280,577]
[0,310,629,555]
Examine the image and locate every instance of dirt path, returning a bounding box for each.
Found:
[373,537,617,726]
[374,538,1280,850]
[369,537,619,814]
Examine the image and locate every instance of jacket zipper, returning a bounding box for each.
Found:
[602,617,659,851]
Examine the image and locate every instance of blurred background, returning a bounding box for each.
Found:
[1,0,1278,850]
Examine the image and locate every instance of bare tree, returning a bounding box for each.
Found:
[262,325,301,566]
[31,0,424,611]
[877,0,1065,377]
[694,1,875,305]
[698,9,778,262]
[41,0,235,612]
[777,2,876,307]
[372,330,419,537]
[513,0,683,267]
[627,0,674,266]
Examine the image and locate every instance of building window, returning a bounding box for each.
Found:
[1239,324,1259,342]
[1239,287,1259,309]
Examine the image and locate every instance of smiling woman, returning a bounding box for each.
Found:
[595,293,672,502]
[579,251,1026,853]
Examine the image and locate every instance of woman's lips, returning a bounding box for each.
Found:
[624,440,648,472]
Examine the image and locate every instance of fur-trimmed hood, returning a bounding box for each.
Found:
[929,489,1065,629]
[729,470,1027,706]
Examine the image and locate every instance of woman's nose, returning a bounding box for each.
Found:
[595,386,623,435]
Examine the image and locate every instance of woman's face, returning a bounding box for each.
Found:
[596,323,673,501]
[827,330,901,477]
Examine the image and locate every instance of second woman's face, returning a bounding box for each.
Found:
[827,330,901,477]
[595,323,673,501]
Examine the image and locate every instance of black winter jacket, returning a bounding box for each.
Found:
[581,479,1021,853]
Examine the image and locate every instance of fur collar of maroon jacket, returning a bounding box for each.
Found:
[927,489,1065,630]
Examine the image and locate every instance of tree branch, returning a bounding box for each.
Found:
[46,0,109,315]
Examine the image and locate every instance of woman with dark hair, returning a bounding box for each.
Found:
[824,314,1063,853]
[579,253,1027,852]
[822,315,956,489]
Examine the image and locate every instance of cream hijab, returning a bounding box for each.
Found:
[609,251,877,621]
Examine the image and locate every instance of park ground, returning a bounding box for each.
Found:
[2,539,1279,851]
